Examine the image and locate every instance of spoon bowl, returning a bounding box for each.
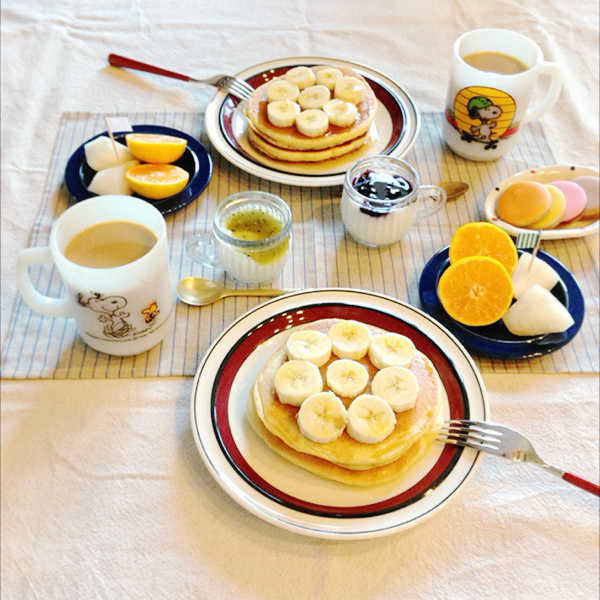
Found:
[439,181,469,201]
[177,276,294,306]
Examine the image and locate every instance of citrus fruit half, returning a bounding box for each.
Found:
[449,222,518,274]
[437,255,513,326]
[125,164,189,199]
[125,133,187,163]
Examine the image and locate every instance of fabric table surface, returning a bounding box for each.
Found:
[1,1,598,599]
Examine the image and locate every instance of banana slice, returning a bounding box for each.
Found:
[334,76,366,104]
[273,359,323,406]
[286,330,332,367]
[297,84,331,110]
[323,99,358,127]
[295,109,329,137]
[296,391,348,443]
[267,79,300,102]
[371,366,419,413]
[283,66,316,90]
[326,359,369,398]
[316,67,343,90]
[346,394,396,444]
[328,320,371,360]
[368,333,416,369]
[267,99,301,128]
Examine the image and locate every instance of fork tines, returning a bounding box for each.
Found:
[217,76,254,100]
[437,419,502,452]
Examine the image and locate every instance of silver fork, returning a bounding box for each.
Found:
[108,54,254,101]
[438,419,600,496]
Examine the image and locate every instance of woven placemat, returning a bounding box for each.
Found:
[2,111,598,378]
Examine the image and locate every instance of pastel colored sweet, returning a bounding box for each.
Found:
[529,184,566,229]
[572,175,599,219]
[550,180,587,223]
[496,181,551,227]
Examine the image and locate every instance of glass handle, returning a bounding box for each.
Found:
[417,185,447,218]
[186,233,221,268]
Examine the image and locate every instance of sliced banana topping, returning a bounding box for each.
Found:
[296,391,348,443]
[273,359,323,406]
[346,394,396,444]
[297,84,331,110]
[286,330,332,367]
[267,99,301,128]
[323,99,358,127]
[295,108,329,137]
[283,66,316,90]
[334,76,366,104]
[328,320,371,360]
[371,366,419,413]
[368,333,416,369]
[326,358,369,398]
[316,67,344,90]
[267,79,300,103]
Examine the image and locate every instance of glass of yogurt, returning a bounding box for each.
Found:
[340,156,446,247]
[187,191,292,283]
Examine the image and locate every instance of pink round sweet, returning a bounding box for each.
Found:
[550,180,588,222]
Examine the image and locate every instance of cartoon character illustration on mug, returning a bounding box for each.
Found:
[77,291,160,340]
[445,86,517,151]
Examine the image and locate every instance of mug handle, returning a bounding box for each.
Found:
[417,185,447,218]
[522,61,563,124]
[17,247,71,317]
[185,232,221,267]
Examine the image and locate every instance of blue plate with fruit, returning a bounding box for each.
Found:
[65,124,213,216]
[418,247,584,359]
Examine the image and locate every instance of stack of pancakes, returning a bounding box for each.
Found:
[245,65,377,163]
[248,319,444,487]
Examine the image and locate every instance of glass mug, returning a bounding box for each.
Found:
[187,191,292,283]
[443,28,562,161]
[16,196,175,356]
[340,156,446,247]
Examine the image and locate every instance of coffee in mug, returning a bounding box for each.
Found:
[443,28,562,161]
[17,196,175,356]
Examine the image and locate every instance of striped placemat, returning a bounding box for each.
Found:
[2,111,598,378]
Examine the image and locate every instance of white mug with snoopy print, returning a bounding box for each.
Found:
[443,28,562,161]
[17,196,175,356]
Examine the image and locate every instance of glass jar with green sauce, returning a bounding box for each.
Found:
[190,191,292,283]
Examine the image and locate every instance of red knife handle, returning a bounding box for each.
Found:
[562,472,600,496]
[107,54,190,82]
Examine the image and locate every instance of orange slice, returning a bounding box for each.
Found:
[437,256,513,326]
[125,133,187,163]
[449,222,518,274]
[125,164,189,199]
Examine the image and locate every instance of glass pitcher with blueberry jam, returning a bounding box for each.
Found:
[340,156,446,247]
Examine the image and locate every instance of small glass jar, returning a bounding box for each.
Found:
[187,191,292,283]
[340,155,446,247]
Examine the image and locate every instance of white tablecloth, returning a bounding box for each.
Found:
[2,1,598,598]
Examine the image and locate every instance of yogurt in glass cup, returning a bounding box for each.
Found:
[188,191,292,283]
[340,156,446,247]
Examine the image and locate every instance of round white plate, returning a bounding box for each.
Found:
[484,164,599,239]
[204,57,420,187]
[190,289,488,539]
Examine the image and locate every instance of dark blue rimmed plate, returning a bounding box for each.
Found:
[64,124,213,216]
[418,247,585,360]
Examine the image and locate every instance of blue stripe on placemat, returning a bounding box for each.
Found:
[1,112,597,378]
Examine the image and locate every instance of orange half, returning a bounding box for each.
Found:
[449,221,518,274]
[125,163,189,199]
[437,255,513,326]
[125,133,187,163]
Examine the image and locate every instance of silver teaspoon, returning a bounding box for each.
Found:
[176,276,294,306]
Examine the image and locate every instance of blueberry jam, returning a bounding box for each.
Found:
[352,169,413,217]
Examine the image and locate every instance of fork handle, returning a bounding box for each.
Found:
[562,472,600,496]
[108,54,191,82]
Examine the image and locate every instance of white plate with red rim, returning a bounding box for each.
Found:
[484,164,599,239]
[190,289,488,540]
[204,57,420,187]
